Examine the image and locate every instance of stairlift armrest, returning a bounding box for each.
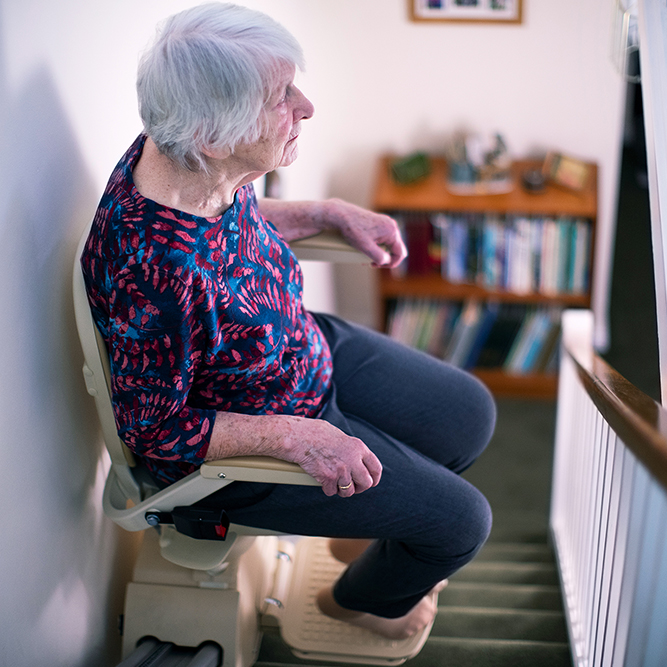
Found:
[103,467,232,532]
[103,457,317,532]
[201,456,320,486]
[290,230,368,264]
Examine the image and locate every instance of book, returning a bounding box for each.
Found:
[481,216,500,288]
[475,303,526,368]
[571,220,591,294]
[540,219,558,295]
[530,219,544,293]
[445,217,469,283]
[534,312,562,373]
[510,217,533,294]
[445,301,483,367]
[405,214,434,275]
[463,302,500,369]
[504,308,538,372]
[555,218,573,294]
[518,310,553,373]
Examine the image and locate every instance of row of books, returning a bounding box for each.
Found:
[386,298,562,375]
[396,212,592,297]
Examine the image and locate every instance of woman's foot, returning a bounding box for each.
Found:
[328,538,374,564]
[315,581,447,640]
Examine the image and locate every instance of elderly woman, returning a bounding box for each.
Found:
[82,2,495,640]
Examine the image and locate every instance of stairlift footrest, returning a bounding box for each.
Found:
[278,537,435,666]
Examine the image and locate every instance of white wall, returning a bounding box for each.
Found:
[0,1,626,665]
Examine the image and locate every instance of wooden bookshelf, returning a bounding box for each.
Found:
[372,155,598,399]
[472,369,558,399]
[379,273,591,307]
[374,157,598,218]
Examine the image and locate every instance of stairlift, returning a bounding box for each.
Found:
[73,224,436,666]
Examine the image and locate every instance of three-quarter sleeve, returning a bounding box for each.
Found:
[107,260,217,471]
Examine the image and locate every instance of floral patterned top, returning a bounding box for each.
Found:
[81,135,333,485]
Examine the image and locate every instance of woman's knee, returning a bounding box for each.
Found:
[441,372,496,471]
[451,483,492,555]
[416,478,492,563]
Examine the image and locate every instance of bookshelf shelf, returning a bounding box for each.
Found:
[372,154,598,400]
[373,157,598,217]
[379,273,591,307]
[472,369,558,399]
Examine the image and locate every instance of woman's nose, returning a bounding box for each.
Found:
[293,86,314,121]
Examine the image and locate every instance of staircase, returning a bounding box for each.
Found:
[256,538,572,667]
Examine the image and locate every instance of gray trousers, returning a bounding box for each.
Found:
[201,313,496,618]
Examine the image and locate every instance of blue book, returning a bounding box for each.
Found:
[446,218,469,283]
[446,301,482,367]
[482,218,498,288]
[520,311,552,373]
[555,218,573,294]
[464,302,500,369]
[505,309,538,372]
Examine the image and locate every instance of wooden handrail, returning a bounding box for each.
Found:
[564,341,667,491]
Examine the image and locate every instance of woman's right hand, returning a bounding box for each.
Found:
[279,416,383,497]
[207,412,382,498]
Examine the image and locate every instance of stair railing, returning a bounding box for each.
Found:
[551,309,667,667]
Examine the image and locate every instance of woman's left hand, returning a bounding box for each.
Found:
[259,197,408,269]
[323,198,407,269]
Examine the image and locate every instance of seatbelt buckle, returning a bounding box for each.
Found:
[145,506,230,540]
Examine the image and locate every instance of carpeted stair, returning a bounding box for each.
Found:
[255,538,572,667]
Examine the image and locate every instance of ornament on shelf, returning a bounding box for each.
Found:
[445,132,513,195]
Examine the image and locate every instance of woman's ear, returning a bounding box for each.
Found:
[201,144,232,160]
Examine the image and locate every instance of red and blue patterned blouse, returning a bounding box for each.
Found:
[81,135,333,485]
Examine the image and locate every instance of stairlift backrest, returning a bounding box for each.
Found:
[73,222,144,505]
[73,222,323,527]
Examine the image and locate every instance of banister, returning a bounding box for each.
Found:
[563,336,667,492]
[552,309,667,667]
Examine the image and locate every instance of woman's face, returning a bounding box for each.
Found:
[233,63,314,175]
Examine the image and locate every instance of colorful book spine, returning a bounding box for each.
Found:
[387,298,563,375]
[426,213,590,297]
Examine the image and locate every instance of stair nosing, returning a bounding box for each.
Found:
[436,605,565,618]
[425,636,571,649]
[444,580,561,593]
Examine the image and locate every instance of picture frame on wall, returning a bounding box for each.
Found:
[409,0,523,24]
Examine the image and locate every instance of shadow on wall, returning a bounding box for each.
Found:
[0,64,139,667]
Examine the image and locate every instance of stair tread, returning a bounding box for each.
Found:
[439,581,564,611]
[408,637,573,667]
[258,632,573,667]
[473,542,554,563]
[432,606,567,641]
[436,605,564,618]
[444,580,561,593]
[451,560,559,585]
[459,561,557,572]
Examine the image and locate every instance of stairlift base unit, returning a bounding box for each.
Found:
[121,530,435,666]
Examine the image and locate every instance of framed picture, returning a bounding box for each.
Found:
[542,152,592,192]
[409,0,523,24]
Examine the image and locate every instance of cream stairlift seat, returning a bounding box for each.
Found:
[73,222,435,666]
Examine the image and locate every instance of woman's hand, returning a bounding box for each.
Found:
[258,197,407,269]
[323,198,407,269]
[206,412,382,497]
[280,416,383,497]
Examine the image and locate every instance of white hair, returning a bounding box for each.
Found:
[137,3,305,171]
